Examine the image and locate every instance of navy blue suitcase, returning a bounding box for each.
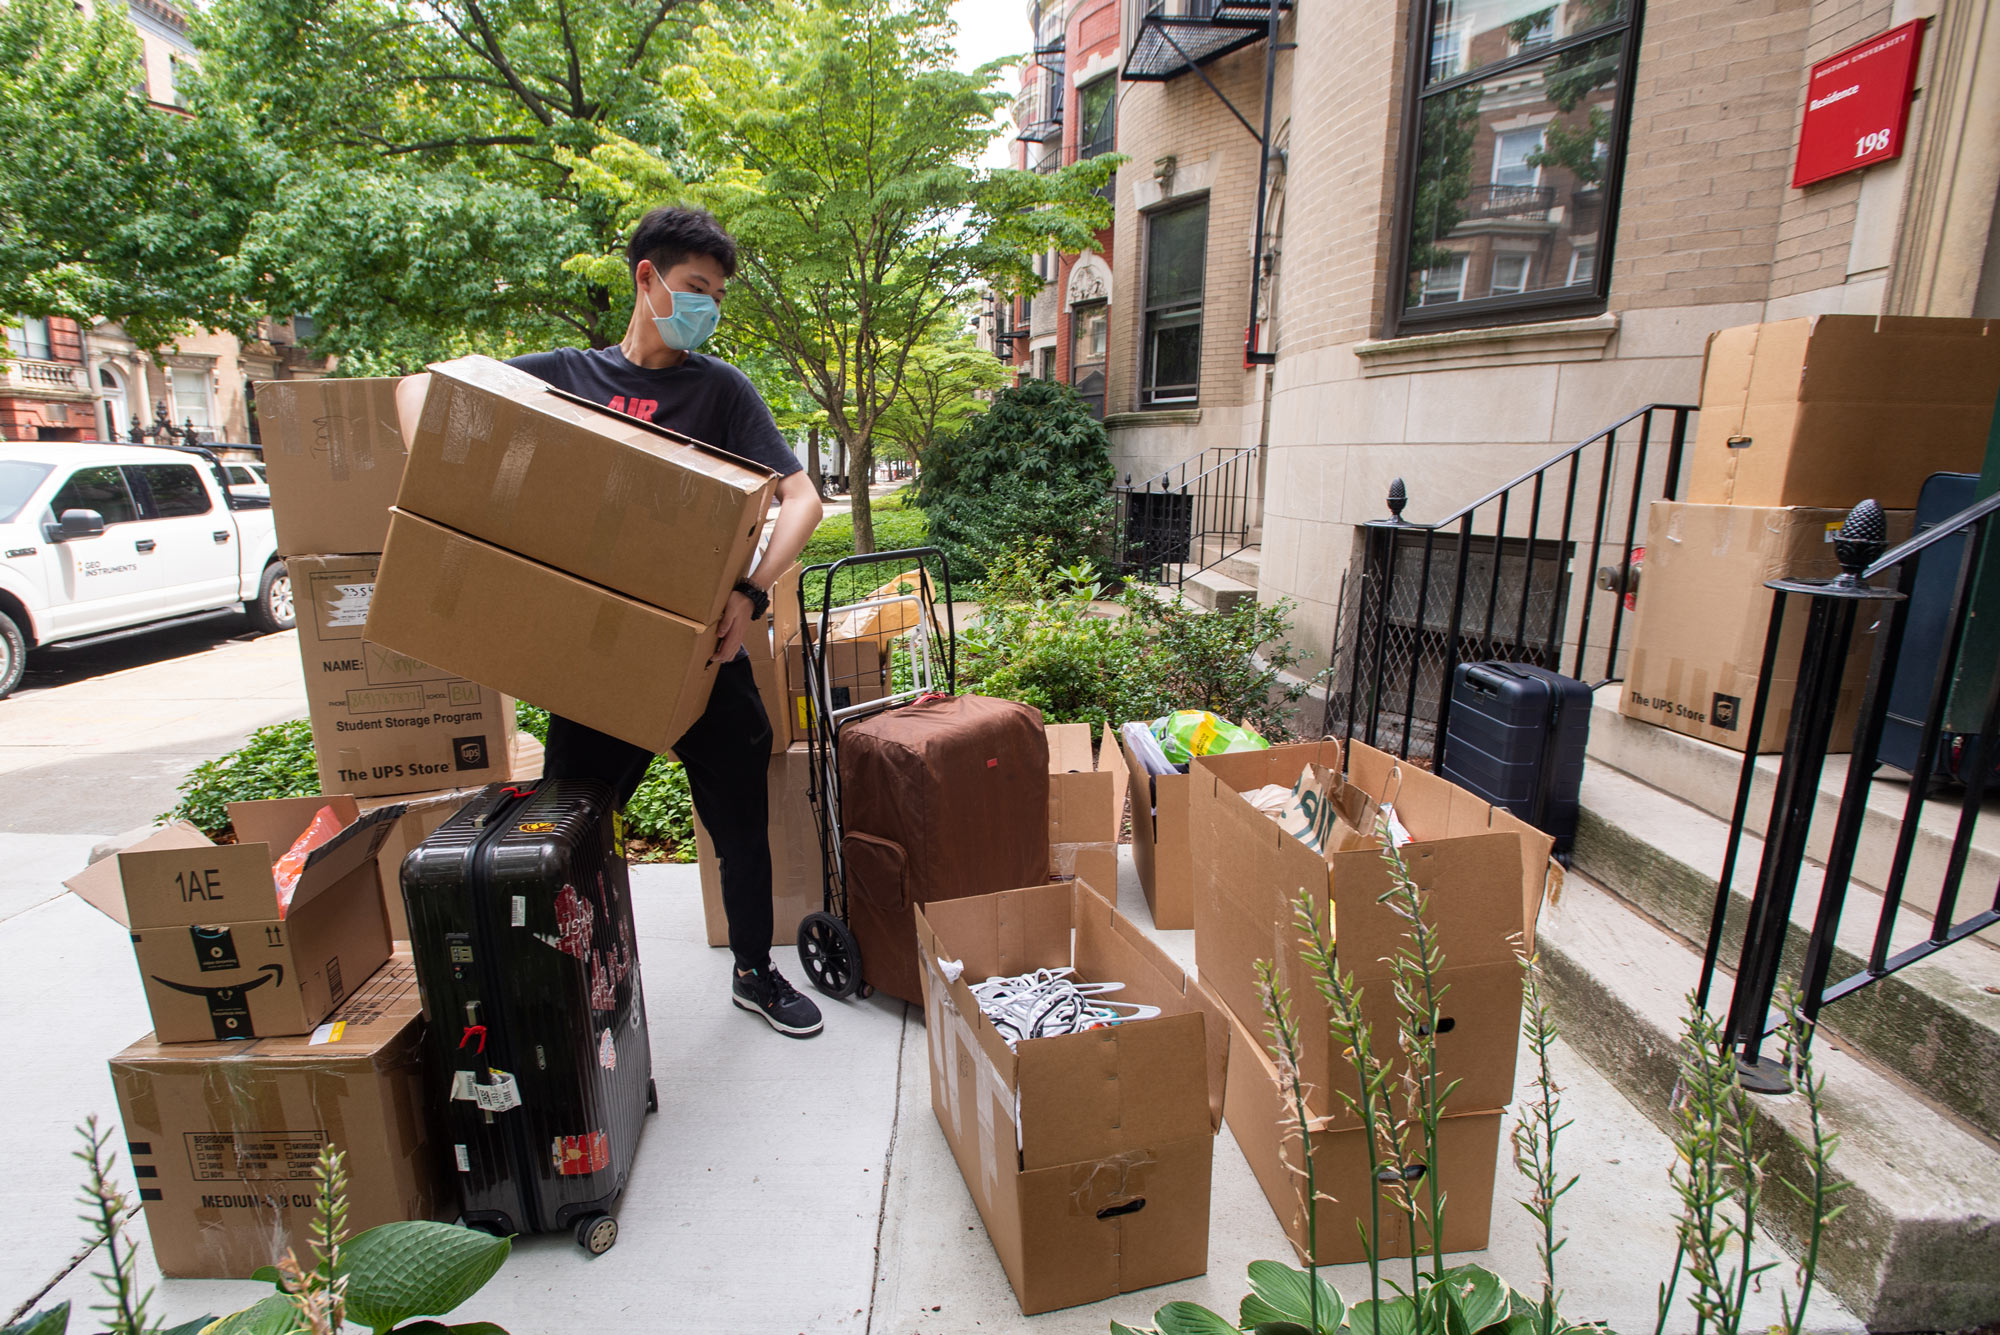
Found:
[1875,472,1992,780]
[402,780,654,1255]
[1439,661,1592,852]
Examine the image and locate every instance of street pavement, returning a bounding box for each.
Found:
[0,631,1853,1334]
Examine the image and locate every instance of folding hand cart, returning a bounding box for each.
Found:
[793,548,956,999]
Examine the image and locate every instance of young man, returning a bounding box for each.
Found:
[395,206,828,1037]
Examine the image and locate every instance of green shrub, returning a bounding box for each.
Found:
[516,701,693,863]
[917,381,1115,583]
[164,719,319,836]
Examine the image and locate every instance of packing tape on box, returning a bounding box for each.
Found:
[1069,1148,1155,1219]
[484,419,539,524]
[429,539,471,618]
[581,454,640,575]
[439,381,493,466]
[418,375,452,443]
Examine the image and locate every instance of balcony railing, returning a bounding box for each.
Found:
[0,356,90,398]
[1463,183,1557,222]
[1125,0,1291,81]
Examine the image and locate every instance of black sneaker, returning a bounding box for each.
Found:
[732,967,823,1038]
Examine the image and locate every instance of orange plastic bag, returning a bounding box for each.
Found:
[273,805,344,918]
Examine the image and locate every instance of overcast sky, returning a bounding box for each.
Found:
[951,0,1030,169]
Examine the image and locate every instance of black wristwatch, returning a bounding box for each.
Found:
[734,578,770,619]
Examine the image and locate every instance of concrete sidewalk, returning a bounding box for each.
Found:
[1,843,1851,1335]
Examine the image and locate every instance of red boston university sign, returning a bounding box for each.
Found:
[1793,19,1926,188]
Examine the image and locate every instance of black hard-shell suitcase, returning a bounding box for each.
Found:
[402,780,654,1255]
[1875,473,1994,780]
[1439,661,1592,853]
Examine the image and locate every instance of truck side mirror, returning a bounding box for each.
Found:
[55,509,106,541]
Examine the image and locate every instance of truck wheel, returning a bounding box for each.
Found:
[247,563,295,634]
[0,611,24,701]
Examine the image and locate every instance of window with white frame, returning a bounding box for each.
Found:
[1490,252,1531,294]
[1566,242,1596,286]
[170,368,212,429]
[1419,254,1468,305]
[7,317,52,360]
[1492,128,1545,188]
[1141,197,1207,407]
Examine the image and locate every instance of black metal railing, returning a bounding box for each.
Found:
[1323,403,1697,763]
[1698,491,2000,1090]
[1113,444,1262,591]
[1463,183,1557,221]
[1125,0,1291,81]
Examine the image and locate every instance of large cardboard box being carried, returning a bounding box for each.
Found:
[1046,723,1128,896]
[914,880,1229,1315]
[1620,502,1912,753]
[108,953,446,1278]
[66,800,402,1044]
[1220,1001,1502,1265]
[397,356,778,623]
[1687,316,2000,511]
[1192,738,1554,1125]
[289,553,516,798]
[366,509,721,754]
[1118,727,1196,930]
[696,743,822,950]
[253,377,408,557]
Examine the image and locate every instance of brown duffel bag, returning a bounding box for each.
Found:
[837,694,1050,1003]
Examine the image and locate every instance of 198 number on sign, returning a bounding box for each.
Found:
[1855,129,1894,157]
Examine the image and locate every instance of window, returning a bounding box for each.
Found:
[1035,347,1057,382]
[1078,76,1116,159]
[50,466,137,526]
[226,465,256,485]
[1071,301,1108,420]
[7,317,52,361]
[1142,197,1208,407]
[0,462,53,524]
[1395,0,1639,331]
[134,464,212,518]
[170,367,211,429]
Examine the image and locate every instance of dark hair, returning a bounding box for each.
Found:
[626,206,738,281]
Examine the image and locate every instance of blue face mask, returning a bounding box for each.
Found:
[646,286,721,352]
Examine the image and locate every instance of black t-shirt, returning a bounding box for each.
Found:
[506,346,802,479]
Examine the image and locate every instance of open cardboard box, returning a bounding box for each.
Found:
[1220,999,1502,1265]
[1046,722,1128,896]
[109,951,447,1277]
[1192,738,1556,1126]
[914,880,1229,1316]
[67,799,401,1044]
[1118,726,1196,929]
[398,355,779,624]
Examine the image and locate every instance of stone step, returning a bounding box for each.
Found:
[1587,685,2000,927]
[1573,762,2000,1145]
[1538,873,2000,1329]
[1180,566,1257,613]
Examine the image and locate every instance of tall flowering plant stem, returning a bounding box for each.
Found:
[1511,952,1576,1335]
[76,1116,153,1335]
[1258,959,1326,1335]
[1776,991,1847,1335]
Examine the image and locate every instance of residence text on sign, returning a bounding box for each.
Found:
[1792,18,1926,188]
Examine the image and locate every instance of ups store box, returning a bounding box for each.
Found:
[71,800,400,1043]
[782,632,888,745]
[914,880,1229,1315]
[1220,1001,1502,1265]
[399,356,778,624]
[696,743,822,949]
[254,377,408,558]
[1193,739,1554,1126]
[1688,316,2000,511]
[1621,502,1912,753]
[108,954,446,1278]
[289,553,516,798]
[1118,727,1195,930]
[1047,723,1128,898]
[367,509,720,755]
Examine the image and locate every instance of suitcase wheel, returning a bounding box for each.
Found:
[798,911,863,1000]
[646,1078,659,1114]
[576,1212,618,1256]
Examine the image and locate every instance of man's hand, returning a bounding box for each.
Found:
[711,589,755,664]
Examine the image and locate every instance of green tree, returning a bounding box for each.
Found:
[194,0,718,367]
[1405,84,1480,296]
[0,0,270,348]
[871,322,1010,466]
[569,0,1114,553]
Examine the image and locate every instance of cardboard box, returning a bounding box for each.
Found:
[782,632,888,745]
[254,377,408,557]
[289,554,516,798]
[1620,502,1913,753]
[1192,739,1554,1126]
[108,953,446,1278]
[914,880,1229,1315]
[1688,316,2000,510]
[366,509,720,755]
[1118,727,1196,930]
[398,356,778,623]
[696,743,823,950]
[70,800,399,1043]
[747,562,799,755]
[1219,998,1502,1265]
[1047,723,1128,898]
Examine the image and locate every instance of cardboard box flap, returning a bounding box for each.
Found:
[1794,316,1998,406]
[228,795,363,853]
[118,842,282,929]
[1016,1012,1210,1170]
[1047,723,1096,774]
[64,822,212,927]
[289,803,406,914]
[920,879,1077,984]
[1323,831,1527,978]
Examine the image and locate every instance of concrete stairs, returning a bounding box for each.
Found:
[1545,687,2000,1329]
[1167,535,1263,612]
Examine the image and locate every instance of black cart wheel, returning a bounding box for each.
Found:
[576,1213,618,1255]
[646,1078,658,1113]
[798,911,863,1000]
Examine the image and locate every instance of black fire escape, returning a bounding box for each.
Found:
[1016,34,1066,156]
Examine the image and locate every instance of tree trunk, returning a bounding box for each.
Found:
[834,434,848,491]
[847,431,875,554]
[805,423,823,495]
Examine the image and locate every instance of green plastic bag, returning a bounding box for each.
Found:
[1149,710,1269,766]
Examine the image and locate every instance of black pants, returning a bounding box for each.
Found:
[542,653,775,972]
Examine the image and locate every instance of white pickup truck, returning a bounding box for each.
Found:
[0,442,291,699]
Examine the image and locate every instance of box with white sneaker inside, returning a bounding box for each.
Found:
[912,879,1228,1315]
